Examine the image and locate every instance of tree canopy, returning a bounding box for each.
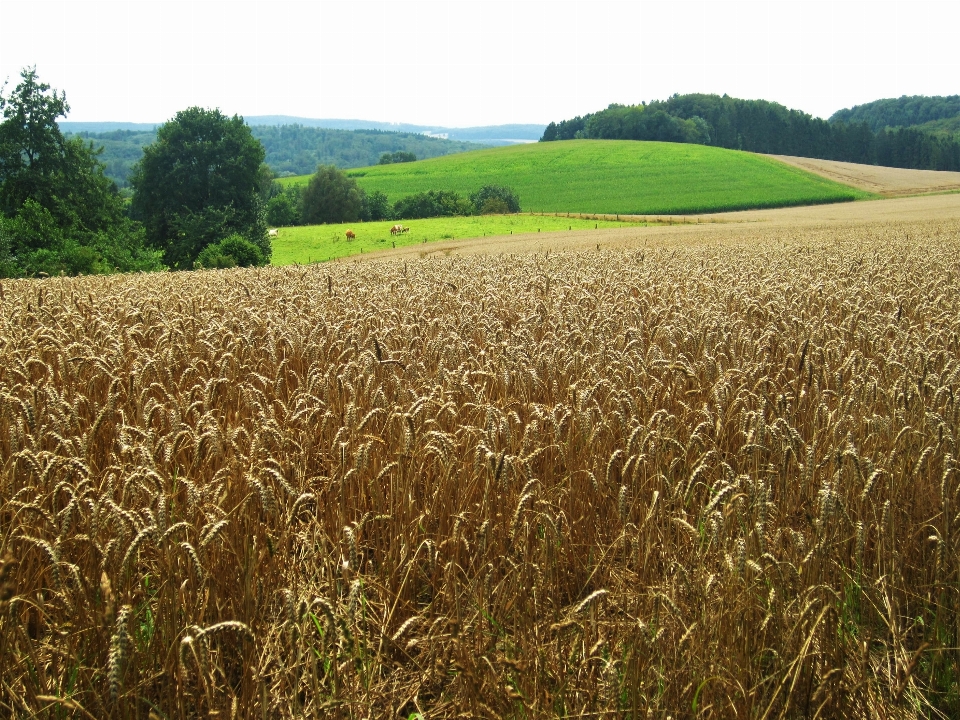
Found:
[130,107,269,269]
[300,165,364,225]
[829,95,960,133]
[0,68,161,277]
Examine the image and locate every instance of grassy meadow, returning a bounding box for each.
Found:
[2,219,960,716]
[270,214,643,264]
[280,140,873,215]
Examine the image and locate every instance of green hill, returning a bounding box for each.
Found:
[280,140,872,215]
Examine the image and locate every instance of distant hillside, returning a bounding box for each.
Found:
[65,125,488,187]
[252,126,485,177]
[542,94,960,171]
[829,96,960,133]
[243,117,545,144]
[62,118,546,145]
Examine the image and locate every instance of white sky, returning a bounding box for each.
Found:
[0,0,957,127]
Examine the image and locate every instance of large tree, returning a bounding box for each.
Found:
[130,107,269,269]
[0,67,161,277]
[300,165,364,225]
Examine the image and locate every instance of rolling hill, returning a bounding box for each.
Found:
[280,140,872,215]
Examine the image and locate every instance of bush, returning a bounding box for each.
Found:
[363,190,393,221]
[379,151,416,164]
[470,185,521,214]
[479,198,510,215]
[195,234,265,270]
[267,192,300,227]
[393,190,473,219]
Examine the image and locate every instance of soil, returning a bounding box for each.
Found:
[765,155,960,196]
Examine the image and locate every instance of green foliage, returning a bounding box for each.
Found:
[61,129,157,187]
[267,191,301,227]
[829,95,960,132]
[379,151,416,164]
[130,107,269,269]
[300,165,364,225]
[363,190,393,221]
[393,190,473,219]
[470,185,521,214]
[195,233,265,269]
[542,93,960,171]
[0,68,163,277]
[289,141,867,216]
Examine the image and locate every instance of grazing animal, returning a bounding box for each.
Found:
[390,224,403,236]
[400,226,410,234]
[268,228,279,237]
[345,230,356,240]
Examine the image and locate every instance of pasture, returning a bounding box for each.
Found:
[279,140,872,215]
[270,214,643,265]
[1,216,959,717]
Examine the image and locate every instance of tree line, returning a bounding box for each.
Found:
[541,94,960,171]
[265,167,520,226]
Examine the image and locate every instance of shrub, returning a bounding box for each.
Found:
[393,190,473,219]
[195,234,265,270]
[363,190,393,221]
[379,151,416,164]
[470,185,521,214]
[267,192,300,227]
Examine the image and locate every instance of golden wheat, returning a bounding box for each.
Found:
[1,220,959,717]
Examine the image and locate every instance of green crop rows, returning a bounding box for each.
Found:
[279,139,873,215]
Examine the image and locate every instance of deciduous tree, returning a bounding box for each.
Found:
[300,165,364,225]
[130,107,268,269]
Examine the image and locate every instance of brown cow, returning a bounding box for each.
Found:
[390,224,403,236]
[345,230,356,240]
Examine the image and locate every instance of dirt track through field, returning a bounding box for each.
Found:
[349,192,960,262]
[766,154,960,196]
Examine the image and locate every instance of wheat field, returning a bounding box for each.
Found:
[2,221,960,718]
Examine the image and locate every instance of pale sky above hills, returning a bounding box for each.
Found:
[0,0,957,127]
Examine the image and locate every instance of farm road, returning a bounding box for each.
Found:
[766,154,960,196]
[348,192,960,261]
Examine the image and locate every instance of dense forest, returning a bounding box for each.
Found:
[542,94,960,171]
[829,95,960,133]
[67,126,486,187]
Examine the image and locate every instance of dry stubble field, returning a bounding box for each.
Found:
[1,211,960,718]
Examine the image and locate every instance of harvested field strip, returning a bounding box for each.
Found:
[767,154,960,196]
[2,221,960,716]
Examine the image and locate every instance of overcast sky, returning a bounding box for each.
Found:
[0,0,957,127]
